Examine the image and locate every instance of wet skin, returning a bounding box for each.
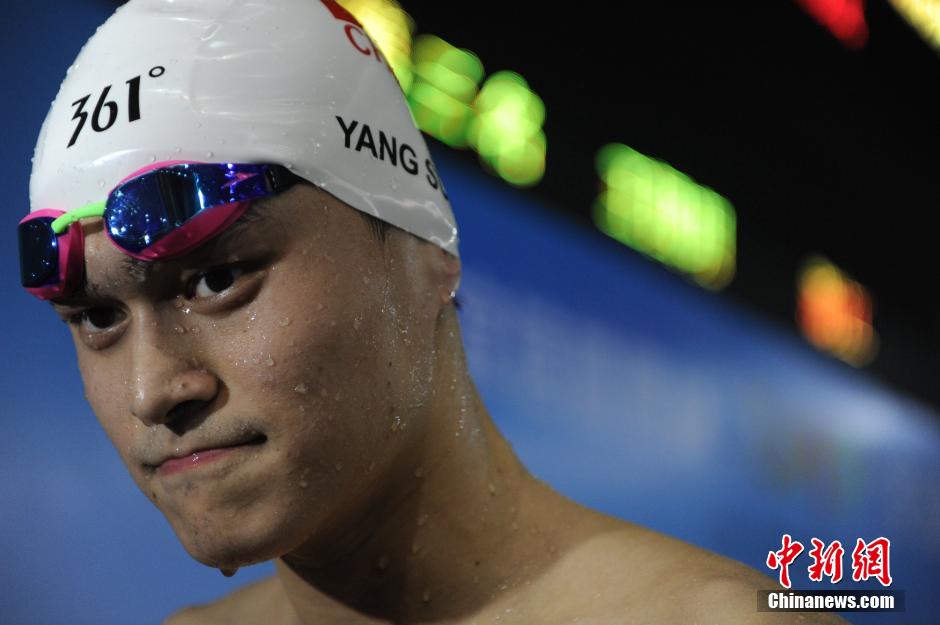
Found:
[54,184,848,625]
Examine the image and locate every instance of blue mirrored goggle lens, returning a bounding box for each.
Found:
[105,163,279,254]
[18,217,58,288]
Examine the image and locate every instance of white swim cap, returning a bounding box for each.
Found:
[30,0,458,256]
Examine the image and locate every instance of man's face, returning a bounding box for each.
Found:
[56,184,449,568]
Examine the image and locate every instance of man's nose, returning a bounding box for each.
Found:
[129,323,220,428]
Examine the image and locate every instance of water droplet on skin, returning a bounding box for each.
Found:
[411,542,420,555]
[265,354,275,367]
[334,463,342,472]
[488,483,497,495]
[294,383,308,394]
[353,316,361,330]
[417,513,428,527]
[220,567,238,577]
[182,307,191,314]
[414,466,424,478]
[190,326,200,334]
[299,480,308,488]
[173,325,186,334]
[422,589,431,603]
[316,302,325,311]
[251,355,261,365]
[390,415,401,431]
[279,317,291,327]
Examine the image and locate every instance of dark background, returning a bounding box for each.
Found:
[396,1,940,409]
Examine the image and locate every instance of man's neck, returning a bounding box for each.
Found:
[273,334,582,624]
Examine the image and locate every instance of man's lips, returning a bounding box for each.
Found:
[150,434,267,476]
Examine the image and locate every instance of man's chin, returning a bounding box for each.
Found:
[176,525,290,571]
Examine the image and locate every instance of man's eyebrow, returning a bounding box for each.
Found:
[54,203,269,307]
[116,203,267,278]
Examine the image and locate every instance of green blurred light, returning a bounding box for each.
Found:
[409,82,472,147]
[406,35,483,147]
[413,61,480,102]
[469,71,546,187]
[413,35,484,82]
[593,143,736,289]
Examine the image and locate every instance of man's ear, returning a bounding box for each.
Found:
[438,248,461,306]
[419,242,460,308]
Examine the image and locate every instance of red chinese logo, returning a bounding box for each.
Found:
[767,534,804,588]
[807,538,845,583]
[766,534,893,587]
[851,537,893,587]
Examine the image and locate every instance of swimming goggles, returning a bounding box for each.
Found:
[18,161,301,300]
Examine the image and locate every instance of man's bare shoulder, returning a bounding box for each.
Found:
[525,520,850,624]
[162,575,295,625]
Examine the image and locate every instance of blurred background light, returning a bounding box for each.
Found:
[338,0,417,93]
[340,2,546,188]
[798,256,878,366]
[407,34,484,148]
[468,71,547,187]
[593,143,736,290]
[888,0,940,49]
[794,0,869,49]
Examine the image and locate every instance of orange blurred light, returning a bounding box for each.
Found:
[797,256,877,366]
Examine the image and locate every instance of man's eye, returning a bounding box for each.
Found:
[70,307,125,333]
[190,266,246,298]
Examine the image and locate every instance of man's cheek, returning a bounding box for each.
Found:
[79,361,131,437]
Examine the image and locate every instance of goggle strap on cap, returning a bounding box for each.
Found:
[51,201,106,235]
[265,165,303,194]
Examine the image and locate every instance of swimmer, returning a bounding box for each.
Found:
[19,1,848,623]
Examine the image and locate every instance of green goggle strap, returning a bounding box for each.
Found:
[50,201,107,235]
